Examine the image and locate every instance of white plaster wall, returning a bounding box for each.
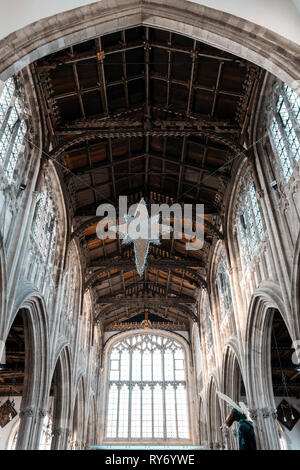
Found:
[275,397,300,450]
[0,0,299,44]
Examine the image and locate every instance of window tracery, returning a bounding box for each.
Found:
[270,83,300,181]
[32,186,57,265]
[0,77,27,183]
[216,257,232,317]
[236,177,264,260]
[106,334,190,441]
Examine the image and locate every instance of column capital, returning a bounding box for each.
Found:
[19,406,35,418]
[249,408,258,421]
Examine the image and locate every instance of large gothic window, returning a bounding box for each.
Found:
[237,179,264,260]
[106,334,190,441]
[0,77,27,182]
[270,83,300,181]
[216,257,232,317]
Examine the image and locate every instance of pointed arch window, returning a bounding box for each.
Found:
[0,77,27,182]
[106,334,190,441]
[237,180,264,260]
[270,83,300,181]
[216,257,232,317]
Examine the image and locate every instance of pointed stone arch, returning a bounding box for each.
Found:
[0,0,299,92]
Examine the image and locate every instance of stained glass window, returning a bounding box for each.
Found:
[270,83,300,181]
[106,334,190,441]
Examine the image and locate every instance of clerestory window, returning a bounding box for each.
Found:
[216,257,232,317]
[0,77,27,182]
[270,83,300,181]
[237,181,264,260]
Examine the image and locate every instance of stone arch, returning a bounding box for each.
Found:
[220,343,248,449]
[0,0,299,92]
[86,394,97,449]
[71,375,86,450]
[198,396,208,448]
[48,345,72,450]
[245,284,291,449]
[245,285,287,406]
[207,375,223,449]
[192,322,202,393]
[291,232,300,343]
[221,343,245,402]
[2,293,50,449]
[0,235,7,330]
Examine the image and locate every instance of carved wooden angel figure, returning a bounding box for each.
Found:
[217,391,257,451]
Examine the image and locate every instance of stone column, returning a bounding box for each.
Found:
[249,407,280,450]
[221,426,230,450]
[261,407,280,450]
[29,408,48,449]
[15,406,35,450]
[51,427,71,450]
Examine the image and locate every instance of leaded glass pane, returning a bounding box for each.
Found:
[217,257,232,316]
[106,334,189,441]
[238,181,264,260]
[270,83,300,180]
[0,78,15,127]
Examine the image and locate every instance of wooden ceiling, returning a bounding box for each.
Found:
[0,312,24,397]
[34,26,259,329]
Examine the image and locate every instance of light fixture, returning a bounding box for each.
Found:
[110,198,172,276]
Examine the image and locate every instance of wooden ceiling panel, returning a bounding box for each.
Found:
[196,59,220,87]
[193,90,214,115]
[214,94,240,120]
[77,60,99,88]
[82,90,103,117]
[35,25,260,327]
[57,96,82,121]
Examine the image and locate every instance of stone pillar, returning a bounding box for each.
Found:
[29,408,48,449]
[51,427,71,450]
[221,426,230,449]
[249,407,280,450]
[15,406,35,450]
[261,407,280,450]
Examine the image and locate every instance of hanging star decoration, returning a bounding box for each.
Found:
[110,198,172,276]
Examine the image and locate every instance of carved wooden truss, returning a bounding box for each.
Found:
[34,26,259,328]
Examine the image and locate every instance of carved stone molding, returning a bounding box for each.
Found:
[249,408,258,421]
[261,407,272,419]
[38,409,48,418]
[52,428,63,438]
[19,406,34,418]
